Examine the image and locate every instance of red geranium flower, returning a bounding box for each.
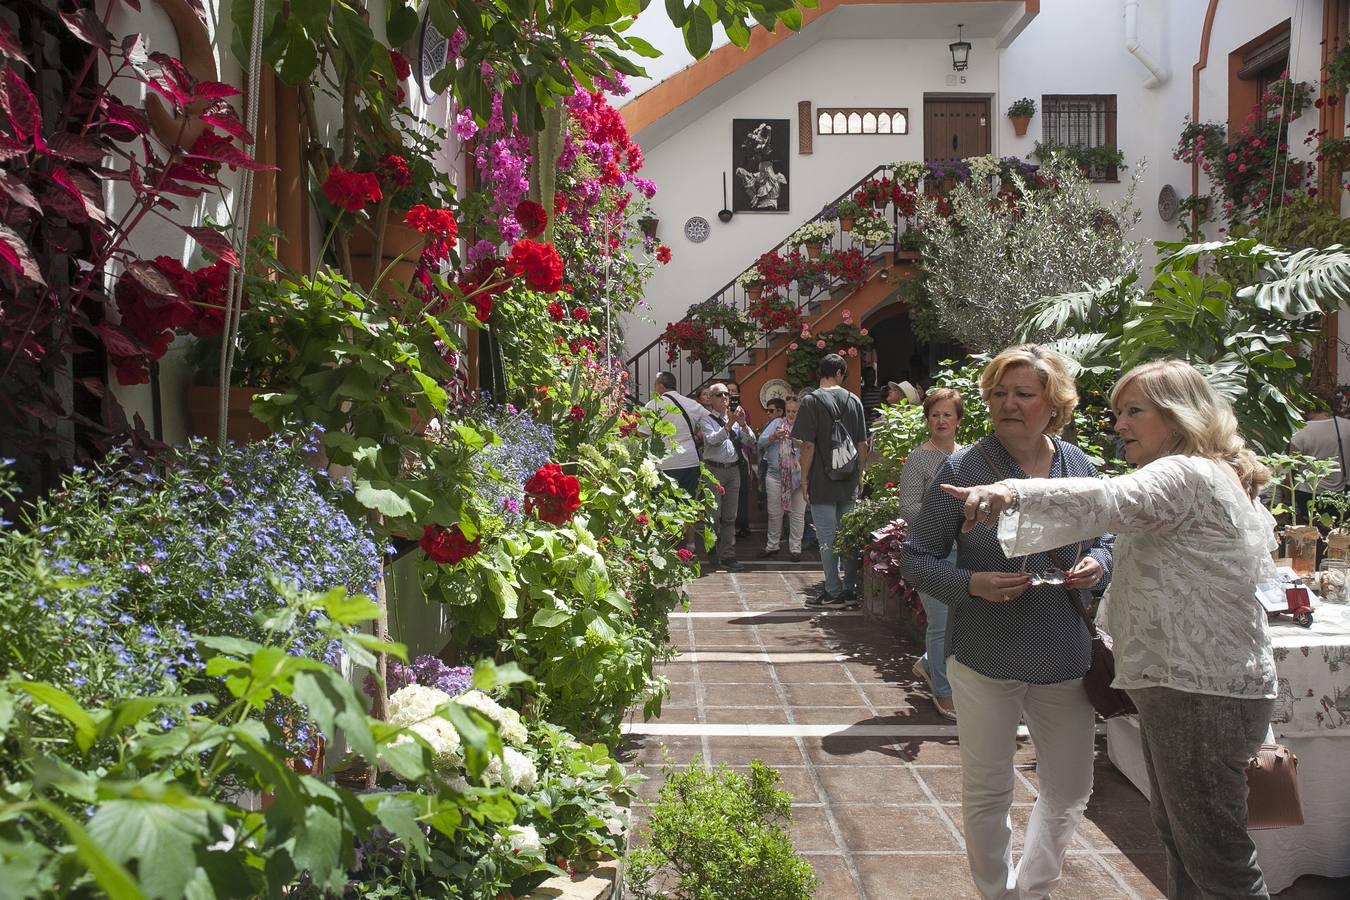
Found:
[524,463,582,525]
[471,294,493,323]
[634,513,649,526]
[390,49,412,81]
[514,199,548,238]
[323,165,382,212]
[572,307,590,322]
[419,524,481,564]
[677,548,695,562]
[655,245,672,264]
[568,404,586,422]
[381,154,412,187]
[506,239,564,293]
[548,301,566,321]
[404,204,458,240]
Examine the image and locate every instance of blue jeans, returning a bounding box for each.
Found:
[811,497,859,597]
[919,590,951,698]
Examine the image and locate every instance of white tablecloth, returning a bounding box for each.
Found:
[1106,603,1350,893]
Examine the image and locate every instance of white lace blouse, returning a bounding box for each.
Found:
[997,455,1278,700]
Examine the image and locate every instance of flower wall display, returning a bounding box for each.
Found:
[785,317,874,388]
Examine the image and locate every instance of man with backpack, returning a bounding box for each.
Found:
[644,371,708,499]
[792,354,869,609]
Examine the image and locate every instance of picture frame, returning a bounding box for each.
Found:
[732,118,790,213]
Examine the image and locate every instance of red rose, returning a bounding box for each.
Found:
[506,239,564,293]
[677,548,695,562]
[571,307,590,322]
[381,154,412,188]
[524,463,582,525]
[548,301,565,321]
[419,524,481,564]
[514,199,548,238]
[323,165,382,212]
[655,245,672,264]
[568,404,585,422]
[404,204,458,240]
[390,49,412,81]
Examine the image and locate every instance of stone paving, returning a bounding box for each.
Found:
[621,568,1348,899]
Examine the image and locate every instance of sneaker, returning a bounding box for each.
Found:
[818,594,853,610]
[720,559,745,572]
[804,589,832,608]
[836,589,860,609]
[759,546,782,558]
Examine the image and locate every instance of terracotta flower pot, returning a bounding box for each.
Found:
[804,241,823,259]
[349,220,426,293]
[839,216,855,232]
[747,285,763,301]
[638,216,659,239]
[186,384,270,444]
[1010,115,1031,137]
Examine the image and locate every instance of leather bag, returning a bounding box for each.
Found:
[1065,589,1138,719]
[1246,743,1304,829]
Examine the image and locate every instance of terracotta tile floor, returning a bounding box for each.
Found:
[621,569,1349,899]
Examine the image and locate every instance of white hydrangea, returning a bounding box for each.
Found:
[504,824,542,855]
[387,684,463,765]
[638,458,661,489]
[503,747,538,791]
[452,690,528,747]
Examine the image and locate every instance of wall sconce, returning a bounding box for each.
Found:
[949,24,971,72]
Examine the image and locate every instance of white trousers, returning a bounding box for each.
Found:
[764,474,805,552]
[948,658,1096,900]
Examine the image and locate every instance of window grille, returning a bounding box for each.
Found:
[1041,94,1119,181]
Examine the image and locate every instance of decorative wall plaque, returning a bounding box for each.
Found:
[683,216,710,243]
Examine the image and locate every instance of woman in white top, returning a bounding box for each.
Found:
[946,359,1277,899]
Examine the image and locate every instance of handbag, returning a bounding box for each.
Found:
[1246,743,1304,829]
[974,441,1134,718]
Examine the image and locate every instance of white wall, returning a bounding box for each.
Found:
[628,0,1337,373]
[629,34,999,358]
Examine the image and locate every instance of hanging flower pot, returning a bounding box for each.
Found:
[1010,115,1031,137]
[747,285,764,301]
[349,219,426,292]
[839,216,855,232]
[803,240,823,259]
[186,385,270,443]
[638,216,659,239]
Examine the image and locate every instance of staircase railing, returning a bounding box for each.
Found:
[625,163,910,404]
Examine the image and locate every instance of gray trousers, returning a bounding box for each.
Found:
[704,461,741,561]
[1129,687,1275,900]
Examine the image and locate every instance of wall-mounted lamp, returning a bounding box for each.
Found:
[949,24,971,72]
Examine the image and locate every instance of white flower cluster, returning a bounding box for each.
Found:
[850,213,892,246]
[736,269,763,287]
[891,160,928,186]
[503,824,542,855]
[454,689,528,747]
[387,684,464,766]
[964,154,1000,183]
[638,458,661,489]
[790,220,835,246]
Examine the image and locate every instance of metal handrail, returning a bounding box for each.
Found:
[625,163,911,403]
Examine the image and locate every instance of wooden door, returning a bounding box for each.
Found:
[923,98,991,161]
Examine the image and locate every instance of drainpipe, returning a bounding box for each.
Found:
[1124,0,1169,88]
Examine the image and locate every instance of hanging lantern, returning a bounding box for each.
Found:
[949,24,972,72]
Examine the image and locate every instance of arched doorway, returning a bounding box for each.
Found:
[862,301,963,389]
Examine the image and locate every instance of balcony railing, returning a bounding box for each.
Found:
[625,163,910,404]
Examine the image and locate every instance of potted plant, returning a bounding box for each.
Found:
[1325,42,1350,96]
[1007,97,1036,136]
[926,158,971,192]
[638,215,659,239]
[849,212,892,247]
[686,298,757,347]
[835,198,866,231]
[853,176,896,209]
[737,268,766,300]
[895,225,926,260]
[891,160,928,189]
[790,220,836,258]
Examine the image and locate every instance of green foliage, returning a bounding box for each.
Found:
[1026,238,1350,451]
[627,759,816,900]
[785,323,873,388]
[1260,452,1339,526]
[687,298,758,347]
[1031,142,1126,179]
[1007,97,1035,118]
[1228,191,1350,252]
[833,490,902,559]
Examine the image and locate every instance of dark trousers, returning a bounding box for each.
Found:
[735,456,751,532]
[1131,687,1274,899]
